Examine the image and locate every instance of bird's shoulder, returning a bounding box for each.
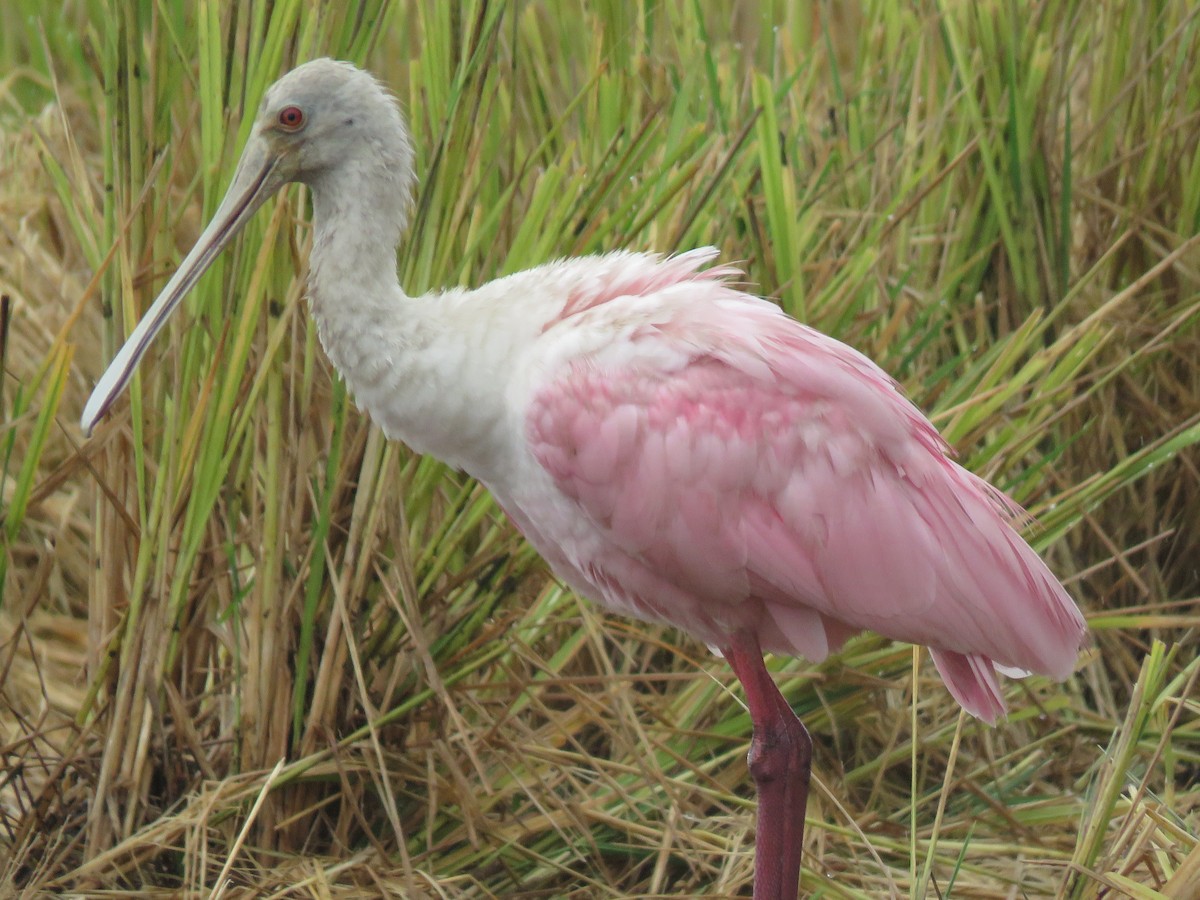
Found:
[524,263,953,477]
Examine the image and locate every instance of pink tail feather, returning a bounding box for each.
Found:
[929,648,1006,724]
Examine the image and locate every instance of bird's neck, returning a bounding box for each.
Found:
[308,156,411,303]
[305,162,411,384]
[303,166,515,480]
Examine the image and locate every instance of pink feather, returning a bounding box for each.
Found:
[525,253,1085,724]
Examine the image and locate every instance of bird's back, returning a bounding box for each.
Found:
[504,249,1085,723]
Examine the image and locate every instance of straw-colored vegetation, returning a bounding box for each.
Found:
[2,1,1198,896]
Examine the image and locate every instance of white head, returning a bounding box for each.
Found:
[81,58,415,433]
[257,59,414,216]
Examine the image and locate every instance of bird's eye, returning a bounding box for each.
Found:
[277,105,306,131]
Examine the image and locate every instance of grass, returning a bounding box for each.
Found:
[2,0,1199,896]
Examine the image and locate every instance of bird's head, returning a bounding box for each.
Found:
[253,58,414,190]
[81,59,414,434]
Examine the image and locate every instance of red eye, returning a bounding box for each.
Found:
[277,105,305,131]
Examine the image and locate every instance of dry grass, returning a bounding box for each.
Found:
[2,1,1199,897]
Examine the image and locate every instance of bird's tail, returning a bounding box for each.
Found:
[928,648,1006,724]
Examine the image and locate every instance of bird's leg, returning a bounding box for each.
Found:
[723,631,811,900]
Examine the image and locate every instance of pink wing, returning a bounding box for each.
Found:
[526,289,1085,723]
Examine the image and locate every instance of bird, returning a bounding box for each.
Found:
[82,58,1088,899]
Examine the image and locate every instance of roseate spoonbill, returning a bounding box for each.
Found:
[82,59,1087,899]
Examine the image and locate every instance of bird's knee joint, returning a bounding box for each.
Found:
[747,724,811,784]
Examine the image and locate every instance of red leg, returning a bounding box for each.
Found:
[723,631,811,900]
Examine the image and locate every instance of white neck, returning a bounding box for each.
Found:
[303,165,515,481]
